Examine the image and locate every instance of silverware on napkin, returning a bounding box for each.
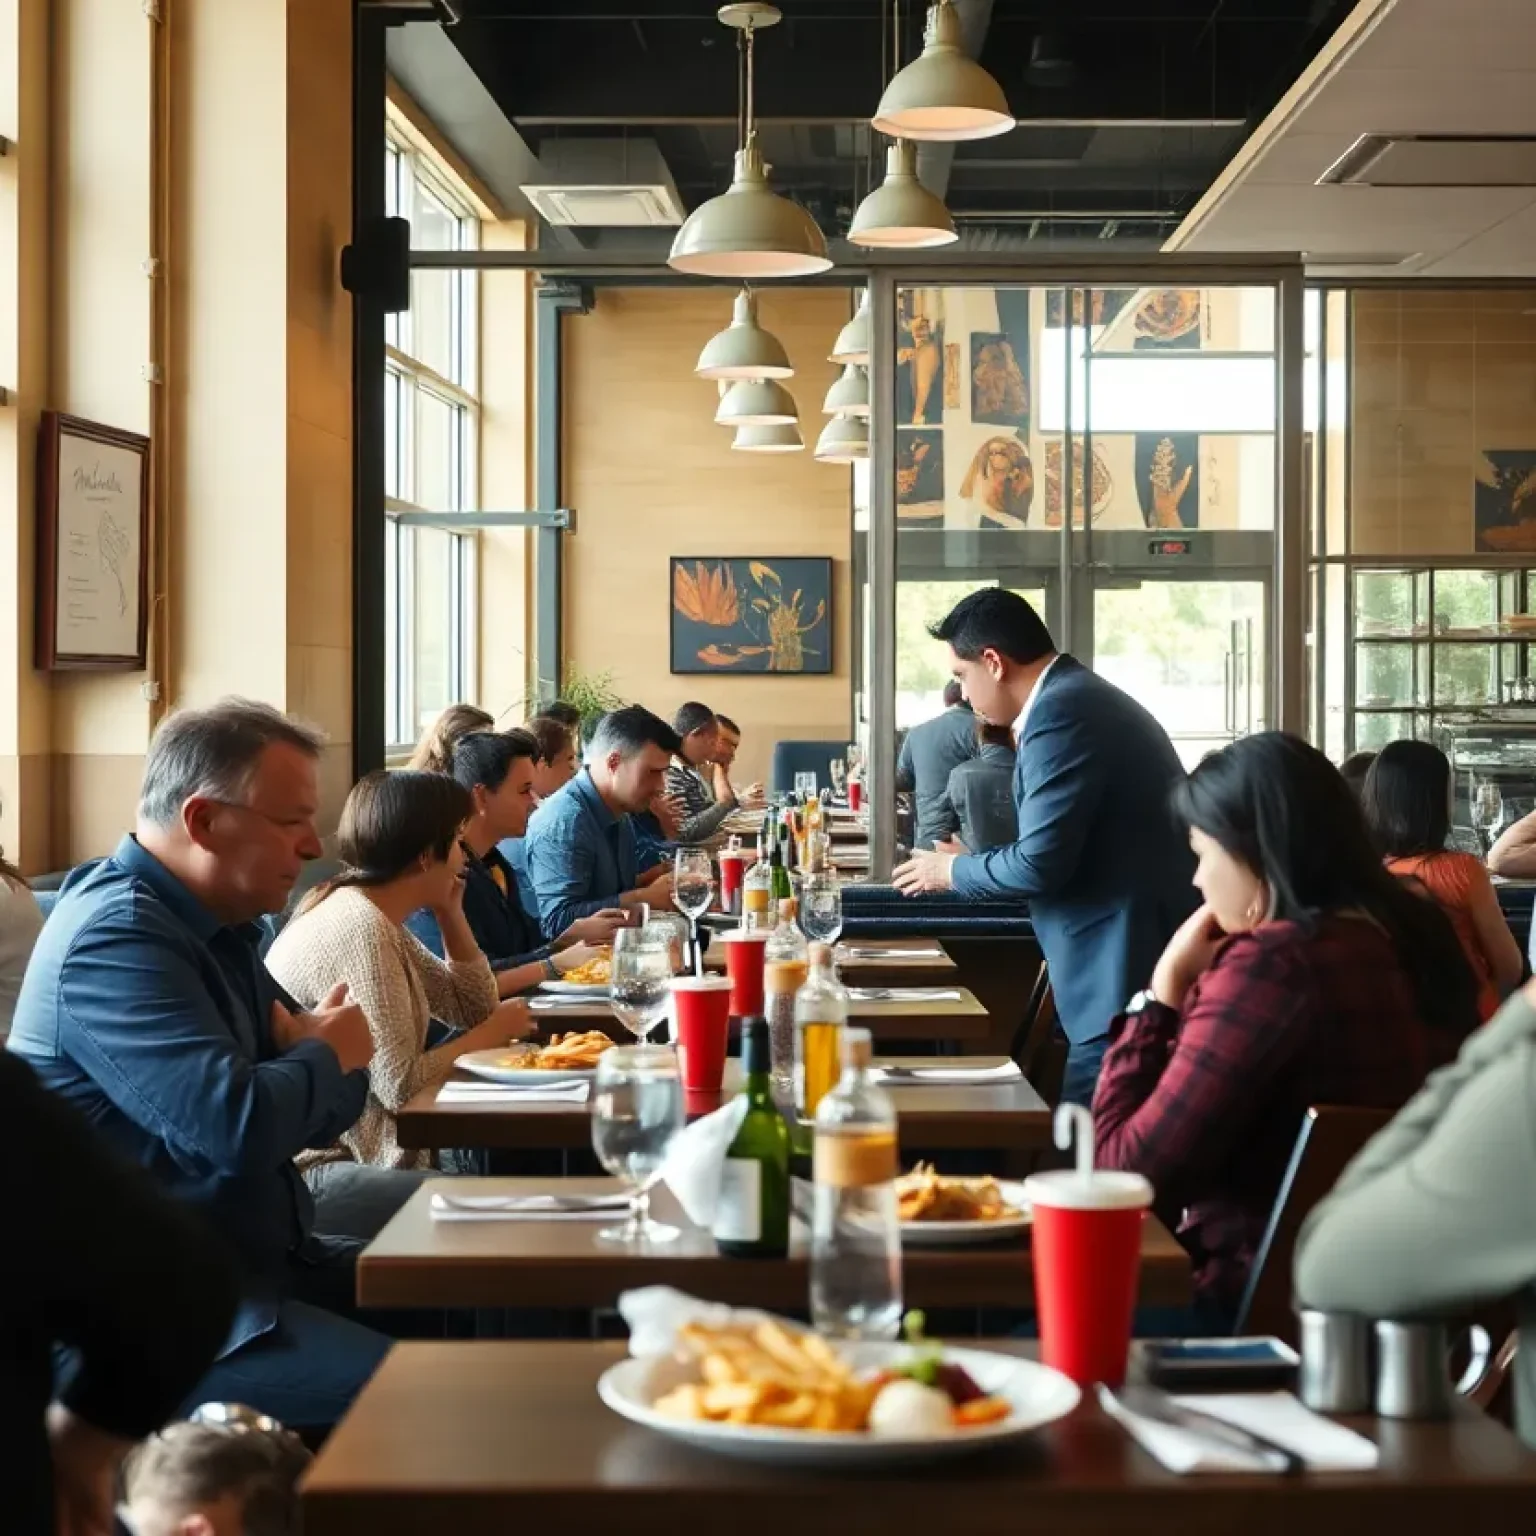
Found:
[431,1191,629,1214]
[1103,1386,1304,1474]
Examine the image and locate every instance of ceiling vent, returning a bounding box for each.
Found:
[520,138,684,227]
[1318,135,1536,188]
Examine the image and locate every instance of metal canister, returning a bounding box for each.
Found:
[1373,1320,1456,1420]
[1298,1309,1372,1414]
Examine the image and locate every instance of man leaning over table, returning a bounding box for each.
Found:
[525,703,683,939]
[892,588,1195,1107]
[6,699,391,1428]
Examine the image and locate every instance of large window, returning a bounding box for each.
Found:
[384,133,479,750]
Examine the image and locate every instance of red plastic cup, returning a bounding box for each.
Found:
[718,851,748,915]
[718,930,769,1018]
[1023,1169,1153,1386]
[847,778,863,812]
[669,976,733,1093]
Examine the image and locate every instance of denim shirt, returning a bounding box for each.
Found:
[5,836,367,1357]
[524,769,638,938]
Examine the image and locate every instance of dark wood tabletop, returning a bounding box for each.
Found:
[396,1055,1050,1153]
[701,936,958,982]
[527,984,989,1044]
[357,1177,1193,1312]
[302,1340,1536,1536]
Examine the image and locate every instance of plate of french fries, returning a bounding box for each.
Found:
[896,1164,1032,1246]
[598,1316,1079,1466]
[457,1032,614,1084]
[538,948,613,993]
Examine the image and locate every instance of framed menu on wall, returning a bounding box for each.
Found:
[36,412,151,671]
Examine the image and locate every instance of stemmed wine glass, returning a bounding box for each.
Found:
[1472,777,1505,852]
[590,1044,684,1246]
[672,846,715,976]
[800,871,844,946]
[828,757,848,799]
[609,929,673,1042]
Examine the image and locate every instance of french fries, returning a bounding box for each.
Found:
[498,1031,613,1071]
[653,1321,881,1433]
[559,949,612,986]
[896,1163,1020,1223]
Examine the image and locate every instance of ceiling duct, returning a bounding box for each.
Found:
[1318,135,1536,188]
[521,138,685,228]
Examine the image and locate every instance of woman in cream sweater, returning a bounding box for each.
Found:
[267,769,530,1175]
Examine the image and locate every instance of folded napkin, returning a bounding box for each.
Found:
[655,1095,749,1228]
[437,1081,590,1104]
[847,987,964,1003]
[1098,1389,1379,1474]
[838,945,946,961]
[529,994,607,1011]
[871,1061,1022,1087]
[430,1190,625,1223]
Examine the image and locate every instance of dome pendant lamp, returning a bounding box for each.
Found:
[696,287,793,380]
[815,415,870,463]
[848,139,957,248]
[733,422,805,453]
[872,0,1015,142]
[669,5,831,278]
[716,377,800,428]
[823,363,870,419]
[830,287,871,366]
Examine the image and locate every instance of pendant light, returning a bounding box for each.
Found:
[830,288,871,365]
[696,287,793,380]
[815,415,869,463]
[716,377,799,428]
[848,140,957,248]
[872,1,1015,142]
[823,364,870,418]
[669,5,830,279]
[733,422,804,453]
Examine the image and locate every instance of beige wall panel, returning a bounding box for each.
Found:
[52,751,142,867]
[562,287,853,790]
[287,416,353,651]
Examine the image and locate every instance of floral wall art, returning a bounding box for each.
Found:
[670,557,833,675]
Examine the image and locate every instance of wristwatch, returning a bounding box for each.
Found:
[542,956,560,981]
[1125,988,1162,1016]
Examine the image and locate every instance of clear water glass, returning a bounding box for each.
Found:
[590,1045,684,1246]
[801,872,843,945]
[795,770,818,800]
[609,929,672,1041]
[673,846,714,976]
[829,757,847,798]
[1472,777,1504,848]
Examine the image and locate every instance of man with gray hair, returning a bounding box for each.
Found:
[8,698,386,1427]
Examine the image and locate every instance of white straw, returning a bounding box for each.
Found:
[1053,1101,1095,1182]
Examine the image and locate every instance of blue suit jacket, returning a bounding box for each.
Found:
[951,657,1196,1045]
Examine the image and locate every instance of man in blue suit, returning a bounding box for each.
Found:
[894,589,1195,1105]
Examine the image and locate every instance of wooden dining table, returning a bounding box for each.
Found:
[357,1177,1191,1312]
[700,936,958,987]
[395,1056,1051,1155]
[527,984,990,1046]
[302,1340,1536,1536]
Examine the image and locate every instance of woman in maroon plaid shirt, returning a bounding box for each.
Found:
[1093,732,1479,1328]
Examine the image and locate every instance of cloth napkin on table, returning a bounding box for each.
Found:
[837,945,946,961]
[847,987,964,1003]
[436,1080,590,1105]
[528,995,607,1012]
[429,1190,626,1223]
[654,1096,749,1228]
[1097,1388,1380,1474]
[869,1061,1022,1087]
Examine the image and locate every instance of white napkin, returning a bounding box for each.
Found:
[429,1190,623,1223]
[437,1081,590,1104]
[838,945,945,961]
[1097,1389,1380,1474]
[654,1095,749,1228]
[529,995,606,1011]
[847,987,964,1003]
[871,1061,1022,1086]
[618,1285,778,1358]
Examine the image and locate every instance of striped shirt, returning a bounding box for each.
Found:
[664,760,736,846]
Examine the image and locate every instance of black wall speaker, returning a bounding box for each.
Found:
[340,215,411,313]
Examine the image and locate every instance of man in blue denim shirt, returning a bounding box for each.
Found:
[525,705,682,938]
[8,700,384,1426]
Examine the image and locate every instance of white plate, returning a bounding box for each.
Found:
[537,979,611,996]
[900,1181,1032,1247]
[455,1047,597,1087]
[597,1341,1078,1466]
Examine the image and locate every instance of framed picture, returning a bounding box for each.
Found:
[670,557,833,675]
[36,412,151,670]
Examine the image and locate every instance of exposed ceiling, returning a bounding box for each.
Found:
[401,0,1358,252]
[1167,0,1536,276]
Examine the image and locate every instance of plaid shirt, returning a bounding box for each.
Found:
[1093,916,1451,1310]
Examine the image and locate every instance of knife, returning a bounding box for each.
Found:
[1103,1386,1304,1474]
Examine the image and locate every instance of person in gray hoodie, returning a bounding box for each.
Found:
[1294,978,1536,1447]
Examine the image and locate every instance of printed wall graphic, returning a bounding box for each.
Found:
[897,287,943,424]
[954,434,1034,530]
[1043,439,1115,528]
[1132,290,1203,350]
[1475,450,1536,552]
[1136,433,1200,528]
[1045,288,1131,329]
[970,332,1029,428]
[943,343,961,411]
[896,430,945,520]
[670,557,832,674]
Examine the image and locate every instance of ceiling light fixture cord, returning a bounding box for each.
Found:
[745,16,756,146]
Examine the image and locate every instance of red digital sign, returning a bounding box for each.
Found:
[1148,538,1192,557]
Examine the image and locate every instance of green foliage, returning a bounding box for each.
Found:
[557,666,627,736]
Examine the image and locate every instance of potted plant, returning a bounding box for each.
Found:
[553,667,626,746]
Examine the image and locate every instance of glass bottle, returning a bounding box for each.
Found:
[763,899,809,1104]
[794,941,847,1124]
[810,1027,902,1340]
[768,839,793,909]
[742,836,773,934]
[713,1017,790,1259]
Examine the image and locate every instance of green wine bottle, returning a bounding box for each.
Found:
[713,1017,791,1258]
[769,841,792,906]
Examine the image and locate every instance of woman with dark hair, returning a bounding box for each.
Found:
[266,770,530,1171]
[1093,731,1479,1327]
[526,714,580,803]
[1362,739,1521,1020]
[410,731,624,995]
[407,703,494,774]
